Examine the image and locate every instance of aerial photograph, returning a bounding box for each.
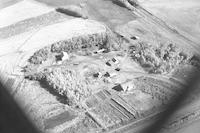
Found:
[0,0,200,133]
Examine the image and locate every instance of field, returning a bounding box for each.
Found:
[0,0,200,133]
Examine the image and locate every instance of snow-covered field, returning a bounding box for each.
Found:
[0,0,54,28]
[140,0,200,44]
[1,0,200,133]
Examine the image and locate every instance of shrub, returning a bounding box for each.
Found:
[29,47,50,64]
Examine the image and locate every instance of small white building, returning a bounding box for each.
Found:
[121,81,135,92]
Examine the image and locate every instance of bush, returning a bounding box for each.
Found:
[129,42,190,74]
[28,67,93,106]
[29,47,50,64]
[51,33,108,53]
